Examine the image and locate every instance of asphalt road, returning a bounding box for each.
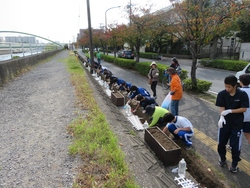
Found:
[139,57,237,94]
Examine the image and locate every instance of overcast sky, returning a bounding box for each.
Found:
[0,0,171,43]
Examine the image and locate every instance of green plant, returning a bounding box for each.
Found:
[183,78,212,93]
[199,59,249,71]
[64,52,138,188]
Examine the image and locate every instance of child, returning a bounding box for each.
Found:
[162,112,193,150]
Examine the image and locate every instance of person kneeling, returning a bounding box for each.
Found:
[162,112,194,150]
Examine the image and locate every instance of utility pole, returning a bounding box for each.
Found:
[86,0,94,73]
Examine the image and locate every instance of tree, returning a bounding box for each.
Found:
[168,0,250,89]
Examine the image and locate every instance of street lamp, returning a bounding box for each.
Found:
[105,6,121,31]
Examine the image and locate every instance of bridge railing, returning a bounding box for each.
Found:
[0,42,63,61]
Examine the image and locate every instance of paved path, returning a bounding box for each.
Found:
[79,50,250,188]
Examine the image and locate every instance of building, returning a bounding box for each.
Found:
[5,36,36,44]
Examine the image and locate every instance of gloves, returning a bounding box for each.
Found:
[218,115,226,128]
[221,109,232,116]
[132,109,137,113]
[170,91,175,95]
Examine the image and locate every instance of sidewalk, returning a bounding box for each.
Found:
[78,51,250,188]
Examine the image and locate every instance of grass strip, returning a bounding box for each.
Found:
[64,52,139,188]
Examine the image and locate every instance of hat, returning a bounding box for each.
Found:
[167,67,176,75]
[150,62,157,67]
[145,105,155,116]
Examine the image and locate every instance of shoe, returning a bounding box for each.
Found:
[229,166,238,173]
[185,145,192,150]
[154,95,157,99]
[218,160,227,167]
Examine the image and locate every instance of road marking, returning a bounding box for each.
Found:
[193,128,250,175]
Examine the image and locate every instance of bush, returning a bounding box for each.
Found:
[183,78,212,93]
[139,52,161,60]
[114,58,136,69]
[199,59,249,71]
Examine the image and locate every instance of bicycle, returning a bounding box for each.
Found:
[162,70,170,90]
[162,67,183,90]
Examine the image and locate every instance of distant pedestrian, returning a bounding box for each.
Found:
[162,112,194,150]
[239,74,250,144]
[133,94,158,113]
[166,67,183,116]
[216,75,249,173]
[96,51,102,65]
[145,106,169,128]
[148,62,159,99]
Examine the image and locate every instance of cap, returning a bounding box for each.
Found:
[145,105,155,116]
[167,67,176,74]
[150,61,157,67]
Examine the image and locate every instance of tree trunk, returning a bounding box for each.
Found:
[135,37,140,63]
[189,45,198,89]
[210,36,219,60]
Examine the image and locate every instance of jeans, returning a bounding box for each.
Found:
[170,100,179,116]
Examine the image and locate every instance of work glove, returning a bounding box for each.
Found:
[221,109,232,116]
[218,115,226,128]
[170,91,175,95]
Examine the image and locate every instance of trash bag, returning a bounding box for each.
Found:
[161,92,171,109]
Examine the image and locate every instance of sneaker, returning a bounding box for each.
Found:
[229,166,238,173]
[185,145,192,150]
[218,160,227,167]
[154,95,157,99]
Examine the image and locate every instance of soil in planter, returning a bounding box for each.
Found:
[148,130,227,188]
[148,128,178,150]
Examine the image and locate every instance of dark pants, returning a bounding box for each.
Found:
[217,127,242,168]
[151,81,157,97]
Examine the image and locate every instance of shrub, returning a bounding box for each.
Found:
[12,56,20,59]
[139,52,161,60]
[183,78,212,93]
[199,59,249,71]
[114,58,136,69]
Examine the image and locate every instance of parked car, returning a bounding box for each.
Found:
[235,63,250,86]
[117,50,134,59]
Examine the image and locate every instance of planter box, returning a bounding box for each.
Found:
[111,91,125,106]
[144,127,181,166]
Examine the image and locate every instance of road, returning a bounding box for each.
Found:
[139,57,237,94]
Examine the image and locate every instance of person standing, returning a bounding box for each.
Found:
[166,67,183,116]
[96,51,102,65]
[148,62,159,99]
[239,74,250,144]
[216,75,249,173]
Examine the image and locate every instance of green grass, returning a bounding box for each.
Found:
[64,52,139,188]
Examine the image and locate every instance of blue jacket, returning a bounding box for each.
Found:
[129,87,150,99]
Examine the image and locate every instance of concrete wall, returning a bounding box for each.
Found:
[240,43,250,61]
[0,49,64,86]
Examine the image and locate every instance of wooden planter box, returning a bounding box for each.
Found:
[144,127,181,166]
[111,91,125,106]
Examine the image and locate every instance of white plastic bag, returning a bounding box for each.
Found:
[161,92,171,110]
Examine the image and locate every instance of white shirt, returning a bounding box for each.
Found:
[241,87,250,122]
[168,116,193,132]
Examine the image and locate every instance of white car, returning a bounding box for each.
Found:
[235,63,250,80]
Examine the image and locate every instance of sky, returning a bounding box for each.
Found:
[0,0,171,43]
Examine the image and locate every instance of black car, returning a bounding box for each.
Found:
[117,50,134,59]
